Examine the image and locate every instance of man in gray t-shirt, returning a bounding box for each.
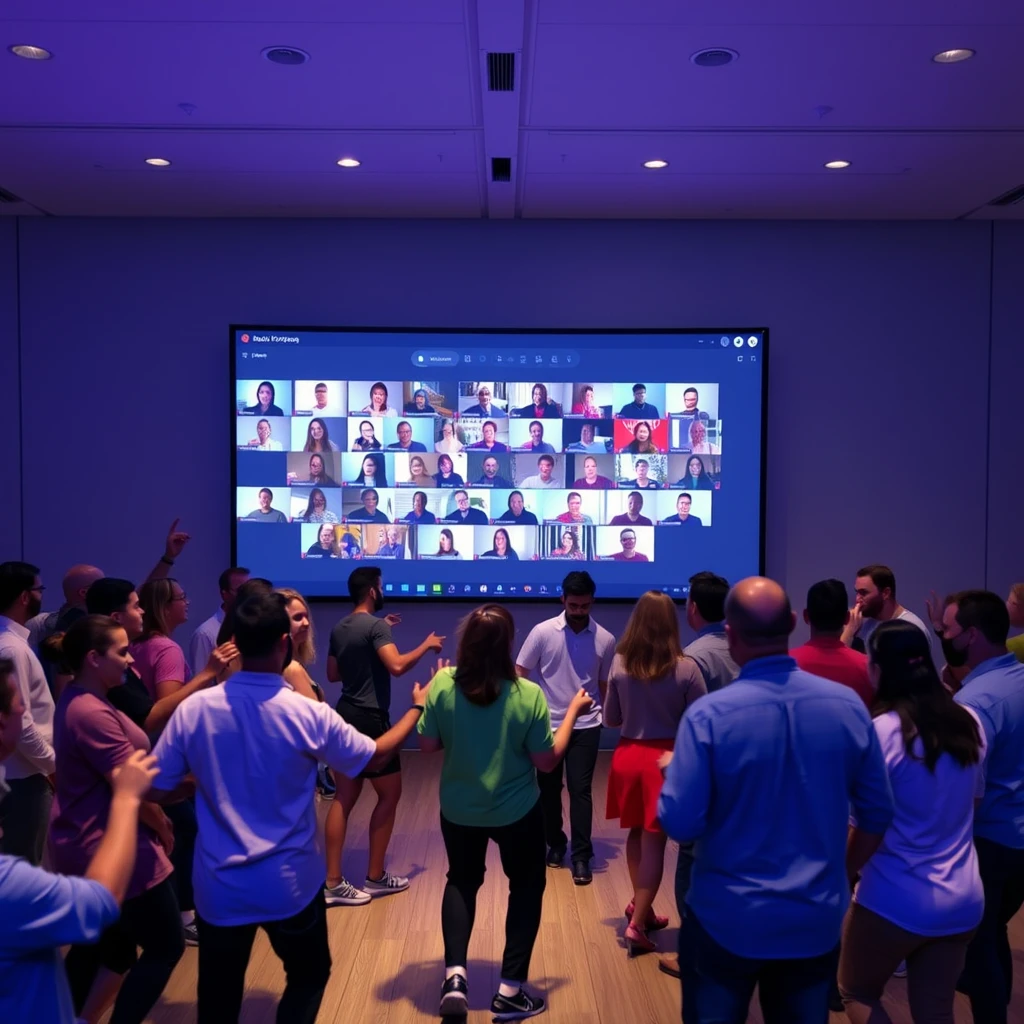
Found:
[843,564,930,652]
[323,567,444,907]
[516,571,615,885]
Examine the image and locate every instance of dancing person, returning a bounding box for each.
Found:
[419,605,593,1019]
[150,592,428,1023]
[130,580,190,702]
[0,561,54,864]
[403,491,436,525]
[683,571,738,694]
[944,590,1024,1023]
[323,568,444,906]
[244,382,283,417]
[659,577,893,1024]
[842,565,930,651]
[0,659,159,1024]
[605,592,706,957]
[406,455,434,488]
[188,567,248,675]
[350,420,381,453]
[481,528,519,561]
[51,616,185,1023]
[839,620,984,1023]
[516,571,614,885]
[361,382,397,417]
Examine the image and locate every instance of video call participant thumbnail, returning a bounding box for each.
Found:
[396,454,435,488]
[616,420,667,455]
[610,492,653,527]
[300,416,342,453]
[404,387,436,415]
[353,380,399,417]
[548,492,594,526]
[417,526,467,559]
[345,453,389,488]
[570,384,604,418]
[295,487,341,524]
[241,417,285,451]
[621,458,661,490]
[518,454,562,489]
[510,383,562,419]
[386,421,428,453]
[240,380,287,417]
[435,420,464,454]
[670,416,720,455]
[495,490,539,526]
[350,419,383,452]
[513,420,557,454]
[364,525,408,559]
[345,488,391,524]
[460,384,507,418]
[606,527,650,562]
[617,384,660,419]
[479,527,520,561]
[547,527,588,561]
[441,490,489,526]
[433,454,465,488]
[573,456,615,490]
[464,420,508,453]
[245,488,288,523]
[294,380,345,417]
[335,527,363,559]
[660,492,703,527]
[565,421,611,454]
[471,455,513,488]
[673,454,716,490]
[287,452,340,487]
[402,490,437,525]
[305,523,340,557]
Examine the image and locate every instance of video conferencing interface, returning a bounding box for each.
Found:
[232,328,766,600]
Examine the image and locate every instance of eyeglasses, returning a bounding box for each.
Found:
[30,585,46,594]
[170,593,188,602]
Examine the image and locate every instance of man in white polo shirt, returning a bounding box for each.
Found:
[516,571,615,885]
[151,592,430,1023]
[188,565,250,673]
[0,561,55,865]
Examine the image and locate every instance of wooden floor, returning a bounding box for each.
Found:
[126,752,1024,1023]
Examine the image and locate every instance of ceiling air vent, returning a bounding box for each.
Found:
[491,157,512,183]
[261,46,311,66]
[487,52,516,91]
[690,47,739,67]
[0,187,23,203]
[989,184,1024,207]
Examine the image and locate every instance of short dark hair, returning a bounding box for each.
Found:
[483,420,497,431]
[218,566,249,594]
[635,459,649,469]
[562,571,596,598]
[951,589,1011,646]
[683,387,698,398]
[856,564,896,599]
[538,455,554,467]
[348,566,382,605]
[361,488,379,502]
[233,593,291,659]
[567,491,581,503]
[632,383,646,393]
[806,578,849,633]
[216,578,273,645]
[397,420,411,431]
[454,490,468,500]
[315,382,327,390]
[86,577,136,616]
[688,571,729,623]
[0,561,39,611]
[259,487,273,500]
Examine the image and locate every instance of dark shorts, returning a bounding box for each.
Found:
[335,698,401,778]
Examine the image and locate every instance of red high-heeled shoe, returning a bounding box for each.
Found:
[624,923,657,958]
[624,900,670,931]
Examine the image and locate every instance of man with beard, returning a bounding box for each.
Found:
[944,590,1024,1024]
[516,571,615,885]
[324,567,444,906]
[841,564,929,652]
[0,562,55,863]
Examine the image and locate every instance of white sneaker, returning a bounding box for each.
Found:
[324,878,372,906]
[363,870,410,896]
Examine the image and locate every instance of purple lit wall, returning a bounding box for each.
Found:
[5,218,1023,729]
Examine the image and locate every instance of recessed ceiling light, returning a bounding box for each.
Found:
[336,158,361,168]
[824,160,851,169]
[933,48,975,63]
[643,160,669,169]
[145,158,171,167]
[690,48,739,68]
[262,46,311,66]
[9,44,52,60]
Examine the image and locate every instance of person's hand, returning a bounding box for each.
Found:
[926,590,945,632]
[657,751,673,774]
[569,687,594,716]
[151,808,175,856]
[207,642,239,682]
[424,631,446,653]
[384,613,402,627]
[164,518,191,561]
[841,606,862,645]
[111,750,159,801]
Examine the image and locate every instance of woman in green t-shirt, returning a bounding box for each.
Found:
[417,604,592,1021]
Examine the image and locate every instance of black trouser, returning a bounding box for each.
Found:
[66,877,184,1024]
[0,773,52,865]
[439,800,546,982]
[536,724,601,862]
[164,798,197,912]
[957,835,1024,1023]
[196,891,331,1024]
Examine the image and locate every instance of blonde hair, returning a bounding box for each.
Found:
[616,590,683,682]
[275,588,316,666]
[138,578,178,640]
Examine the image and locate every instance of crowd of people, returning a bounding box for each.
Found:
[1,522,1023,1024]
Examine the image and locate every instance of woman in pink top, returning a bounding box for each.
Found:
[131,579,190,702]
[51,615,184,1023]
[570,385,601,418]
[604,591,707,957]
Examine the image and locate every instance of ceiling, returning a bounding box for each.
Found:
[1,0,1022,219]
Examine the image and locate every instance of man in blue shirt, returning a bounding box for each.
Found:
[473,456,512,489]
[947,590,1024,1024]
[658,577,893,1023]
[617,383,660,419]
[385,421,427,452]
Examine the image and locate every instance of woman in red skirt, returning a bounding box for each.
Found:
[605,590,707,956]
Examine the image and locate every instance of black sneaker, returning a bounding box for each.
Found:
[491,987,546,1021]
[572,859,592,885]
[545,846,566,868]
[439,973,469,1017]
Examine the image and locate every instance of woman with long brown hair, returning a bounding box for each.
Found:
[605,590,707,956]
[417,605,592,1019]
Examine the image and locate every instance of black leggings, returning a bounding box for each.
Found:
[65,876,184,1024]
[440,799,546,982]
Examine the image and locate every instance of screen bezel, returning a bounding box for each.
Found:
[229,324,769,602]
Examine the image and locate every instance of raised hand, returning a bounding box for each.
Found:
[384,613,402,627]
[164,518,191,561]
[111,750,159,800]
[425,631,446,653]
[841,606,863,645]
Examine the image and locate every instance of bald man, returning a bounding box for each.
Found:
[658,577,894,1024]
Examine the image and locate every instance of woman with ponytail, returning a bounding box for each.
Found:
[839,619,985,1023]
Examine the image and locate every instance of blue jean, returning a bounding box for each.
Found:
[679,909,834,1024]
